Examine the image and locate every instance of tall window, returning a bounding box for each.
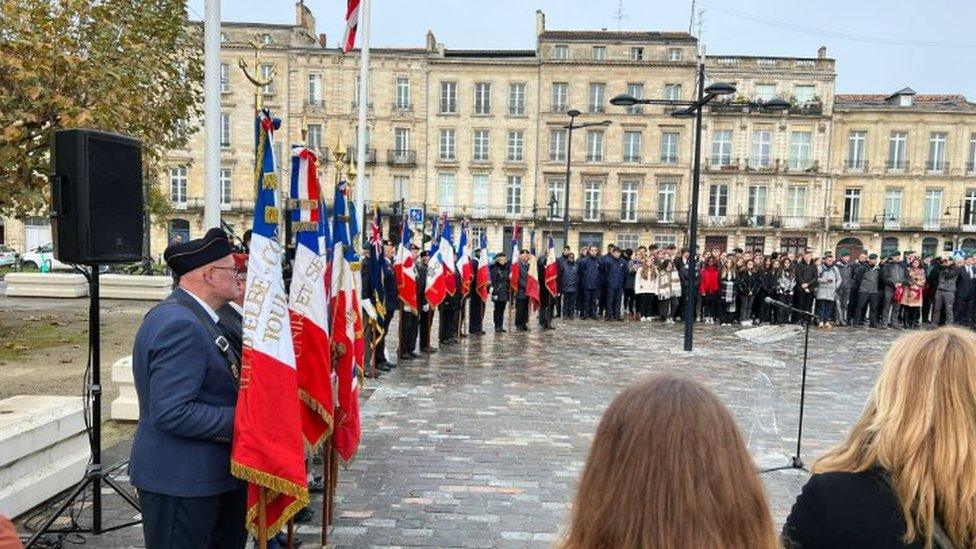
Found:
[884,188,903,227]
[552,82,568,112]
[394,176,410,202]
[438,173,456,212]
[220,113,231,147]
[219,168,232,207]
[553,45,568,59]
[507,130,524,161]
[169,166,187,203]
[617,234,639,250]
[664,83,682,101]
[395,76,410,109]
[547,178,565,220]
[750,130,772,168]
[307,124,323,151]
[785,185,807,228]
[549,129,567,161]
[708,184,728,217]
[440,81,457,114]
[964,189,976,225]
[630,47,644,60]
[626,83,643,114]
[473,130,490,161]
[654,234,678,248]
[506,176,522,215]
[794,85,816,103]
[474,82,491,114]
[508,83,526,115]
[660,132,679,164]
[472,174,489,215]
[220,63,230,93]
[592,46,606,60]
[711,130,732,166]
[620,181,638,222]
[586,130,604,162]
[439,129,456,160]
[755,84,775,102]
[394,128,410,153]
[588,83,606,113]
[848,131,866,169]
[928,132,947,172]
[584,181,602,221]
[888,132,908,169]
[843,188,861,224]
[789,131,812,170]
[657,182,676,222]
[353,75,370,107]
[747,185,768,223]
[969,134,976,173]
[259,64,274,94]
[307,73,322,105]
[623,131,642,163]
[924,189,943,229]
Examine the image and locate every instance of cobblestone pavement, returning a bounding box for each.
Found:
[19,317,903,548]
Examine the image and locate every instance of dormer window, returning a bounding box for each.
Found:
[899,95,914,107]
[630,47,644,60]
[886,87,916,107]
[260,33,273,45]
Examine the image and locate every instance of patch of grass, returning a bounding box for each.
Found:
[0,314,87,361]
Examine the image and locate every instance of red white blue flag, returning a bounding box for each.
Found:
[456,221,473,298]
[342,0,361,53]
[425,216,447,309]
[476,231,490,303]
[232,110,308,536]
[544,235,558,297]
[438,215,457,296]
[289,145,333,449]
[394,219,418,313]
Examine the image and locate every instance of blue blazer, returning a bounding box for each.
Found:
[129,288,241,497]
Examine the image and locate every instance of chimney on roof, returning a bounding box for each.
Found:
[536,10,546,37]
[426,30,437,52]
[319,33,327,48]
[818,46,826,59]
[295,1,316,35]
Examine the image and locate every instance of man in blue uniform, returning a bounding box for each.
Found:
[604,246,628,320]
[130,228,246,549]
[580,246,602,319]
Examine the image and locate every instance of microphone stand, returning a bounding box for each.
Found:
[761,297,815,474]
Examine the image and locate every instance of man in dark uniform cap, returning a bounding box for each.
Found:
[130,228,247,549]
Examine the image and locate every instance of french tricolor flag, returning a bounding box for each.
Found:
[456,221,473,298]
[394,220,418,313]
[476,231,490,303]
[439,215,457,296]
[231,109,308,535]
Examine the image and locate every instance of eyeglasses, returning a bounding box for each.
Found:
[211,266,245,276]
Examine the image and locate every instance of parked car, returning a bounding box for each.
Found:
[20,243,71,271]
[0,245,17,267]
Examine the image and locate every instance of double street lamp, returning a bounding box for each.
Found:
[611,64,789,351]
[562,110,612,248]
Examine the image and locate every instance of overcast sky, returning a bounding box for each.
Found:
[187,0,976,97]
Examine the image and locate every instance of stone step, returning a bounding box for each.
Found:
[0,396,90,518]
[4,273,88,298]
[100,275,172,301]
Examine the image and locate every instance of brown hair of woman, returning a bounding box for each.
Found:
[561,374,778,549]
[814,327,976,547]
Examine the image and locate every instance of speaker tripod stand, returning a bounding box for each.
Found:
[25,268,142,548]
[760,296,816,474]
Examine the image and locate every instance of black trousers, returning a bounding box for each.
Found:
[399,310,419,356]
[420,309,435,350]
[855,292,881,325]
[515,297,530,329]
[493,300,507,330]
[439,307,456,342]
[374,308,395,363]
[139,486,247,549]
[562,292,576,318]
[583,288,599,318]
[469,296,484,333]
[606,288,623,319]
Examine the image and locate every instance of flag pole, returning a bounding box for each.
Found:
[354,0,371,228]
[320,433,332,546]
[257,487,268,548]
[286,519,294,548]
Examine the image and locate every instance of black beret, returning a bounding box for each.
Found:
[868,253,878,260]
[164,227,233,276]
[520,249,530,254]
[419,250,430,258]
[410,244,420,251]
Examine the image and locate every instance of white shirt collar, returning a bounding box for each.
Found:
[180,287,220,323]
[229,301,243,315]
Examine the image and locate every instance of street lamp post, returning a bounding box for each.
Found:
[944,201,964,250]
[562,110,611,250]
[874,206,895,256]
[611,64,788,351]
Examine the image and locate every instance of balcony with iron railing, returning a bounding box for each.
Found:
[699,214,824,230]
[844,159,868,172]
[660,155,679,165]
[840,216,946,232]
[967,162,976,175]
[925,160,949,174]
[705,157,740,172]
[585,153,604,163]
[784,159,820,173]
[588,105,606,114]
[622,155,642,164]
[746,157,778,172]
[387,149,417,167]
[884,159,909,172]
[347,147,377,164]
[391,102,413,112]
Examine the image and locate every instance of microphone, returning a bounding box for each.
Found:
[764,296,789,308]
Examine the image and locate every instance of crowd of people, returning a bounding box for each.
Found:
[563,327,976,548]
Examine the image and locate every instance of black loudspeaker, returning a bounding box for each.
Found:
[51,129,144,265]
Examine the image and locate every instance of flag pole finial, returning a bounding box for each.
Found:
[239,34,276,112]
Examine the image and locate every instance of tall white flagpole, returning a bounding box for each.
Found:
[203,0,222,230]
[354,0,371,224]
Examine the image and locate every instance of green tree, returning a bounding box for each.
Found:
[0,0,202,218]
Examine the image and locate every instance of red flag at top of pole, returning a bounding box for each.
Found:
[342,0,362,53]
[544,235,558,298]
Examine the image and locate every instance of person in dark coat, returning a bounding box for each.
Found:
[560,252,579,319]
[580,246,602,319]
[854,253,882,327]
[131,228,247,549]
[537,253,553,330]
[735,260,761,326]
[881,251,908,328]
[439,270,460,344]
[603,247,628,321]
[398,244,422,360]
[514,249,532,331]
[794,250,819,316]
[416,251,437,353]
[468,250,486,335]
[489,253,510,332]
[373,243,399,370]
